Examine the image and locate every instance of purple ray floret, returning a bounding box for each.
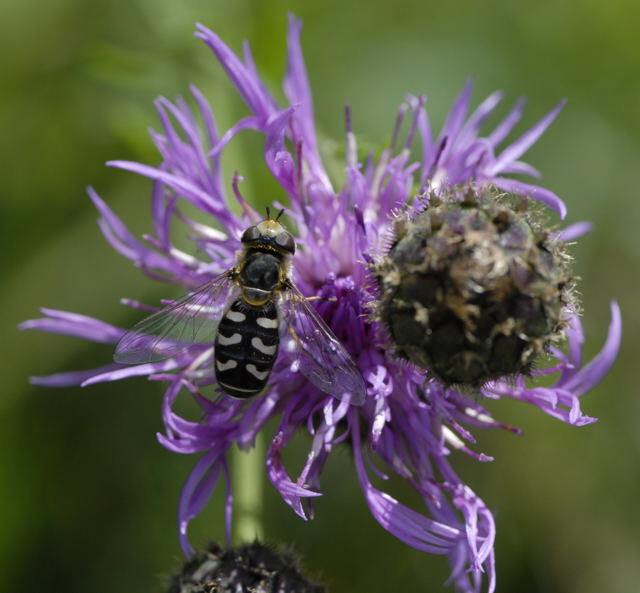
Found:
[21,14,620,593]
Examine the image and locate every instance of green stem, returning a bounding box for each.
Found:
[231,432,264,543]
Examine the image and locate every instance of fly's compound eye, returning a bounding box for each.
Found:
[241,225,261,244]
[275,231,295,254]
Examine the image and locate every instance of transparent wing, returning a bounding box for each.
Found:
[279,284,366,405]
[115,271,238,364]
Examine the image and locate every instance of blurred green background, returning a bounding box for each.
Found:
[2,0,639,591]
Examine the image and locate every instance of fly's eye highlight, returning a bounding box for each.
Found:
[373,187,576,387]
[241,226,261,244]
[275,231,295,254]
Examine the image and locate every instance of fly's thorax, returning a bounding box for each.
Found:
[238,249,289,306]
[239,251,283,288]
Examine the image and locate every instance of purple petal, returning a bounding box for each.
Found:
[488,99,566,175]
[195,23,277,121]
[189,85,220,156]
[154,96,220,200]
[283,15,313,134]
[491,177,567,219]
[283,14,332,191]
[351,410,461,553]
[555,221,593,241]
[241,40,278,117]
[561,301,622,396]
[178,447,227,556]
[107,161,225,219]
[266,429,321,520]
[455,90,504,148]
[403,95,427,150]
[208,115,260,159]
[150,179,174,251]
[264,107,297,194]
[81,358,182,386]
[563,312,585,376]
[411,98,435,180]
[88,188,171,268]
[20,308,124,344]
[498,160,541,178]
[486,97,526,147]
[363,482,461,553]
[29,364,123,387]
[439,78,474,155]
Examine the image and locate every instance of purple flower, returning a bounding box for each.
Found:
[21,15,621,593]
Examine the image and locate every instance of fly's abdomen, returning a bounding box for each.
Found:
[214,299,279,398]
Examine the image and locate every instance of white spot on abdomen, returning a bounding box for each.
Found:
[217,332,242,346]
[256,317,278,329]
[216,359,238,371]
[226,311,246,322]
[251,337,277,356]
[246,364,269,380]
[219,382,259,394]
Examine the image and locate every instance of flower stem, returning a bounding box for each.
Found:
[231,432,264,543]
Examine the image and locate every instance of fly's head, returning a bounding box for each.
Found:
[241,208,296,256]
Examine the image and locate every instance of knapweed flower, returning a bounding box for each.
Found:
[21,15,621,593]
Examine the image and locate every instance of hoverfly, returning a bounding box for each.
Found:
[114,208,366,405]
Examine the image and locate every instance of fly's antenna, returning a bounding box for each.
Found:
[275,207,285,222]
[266,205,272,220]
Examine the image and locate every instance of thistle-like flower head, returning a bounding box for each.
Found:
[168,541,324,593]
[21,15,621,593]
[374,187,576,386]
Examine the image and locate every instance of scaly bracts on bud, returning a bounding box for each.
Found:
[374,187,576,386]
